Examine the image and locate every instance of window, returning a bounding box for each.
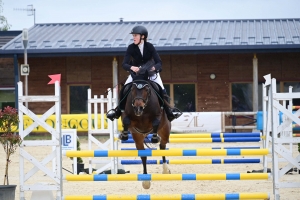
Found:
[232,83,253,111]
[232,82,280,112]
[69,85,90,114]
[0,88,15,109]
[164,83,196,112]
[282,82,300,106]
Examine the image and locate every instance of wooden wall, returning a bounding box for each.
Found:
[0,58,14,87]
[14,52,300,115]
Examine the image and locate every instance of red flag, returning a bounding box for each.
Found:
[48,74,61,85]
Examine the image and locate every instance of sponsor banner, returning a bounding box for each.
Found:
[61,129,77,151]
[170,112,222,133]
[3,114,109,133]
[5,112,221,133]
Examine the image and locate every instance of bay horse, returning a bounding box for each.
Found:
[119,72,171,189]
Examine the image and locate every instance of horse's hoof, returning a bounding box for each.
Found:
[119,134,128,141]
[142,181,151,189]
[162,163,171,174]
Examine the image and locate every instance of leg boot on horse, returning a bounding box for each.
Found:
[151,118,161,143]
[120,116,130,141]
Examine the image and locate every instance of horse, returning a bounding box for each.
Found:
[119,71,171,189]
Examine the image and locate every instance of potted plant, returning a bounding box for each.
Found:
[70,139,84,174]
[0,106,22,200]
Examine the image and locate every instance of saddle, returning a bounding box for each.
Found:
[118,80,164,110]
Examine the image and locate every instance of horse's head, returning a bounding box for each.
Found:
[131,80,151,116]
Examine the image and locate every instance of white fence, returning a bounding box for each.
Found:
[264,74,300,200]
[87,88,119,174]
[18,81,62,200]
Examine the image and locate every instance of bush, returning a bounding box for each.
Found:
[70,139,83,164]
[0,106,22,185]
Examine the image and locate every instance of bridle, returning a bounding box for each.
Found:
[131,81,151,110]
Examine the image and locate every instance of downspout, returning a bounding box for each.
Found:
[13,54,19,109]
[253,53,258,112]
[112,57,118,100]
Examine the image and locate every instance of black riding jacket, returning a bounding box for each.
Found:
[122,42,162,73]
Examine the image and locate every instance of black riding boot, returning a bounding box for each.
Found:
[106,107,122,121]
[164,104,177,122]
[162,90,182,122]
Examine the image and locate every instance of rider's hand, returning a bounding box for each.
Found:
[131,66,140,73]
[150,66,155,71]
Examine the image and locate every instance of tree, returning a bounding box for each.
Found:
[0,0,11,31]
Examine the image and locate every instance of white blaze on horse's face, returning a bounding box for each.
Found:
[131,83,150,116]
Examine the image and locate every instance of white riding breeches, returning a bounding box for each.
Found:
[124,73,165,89]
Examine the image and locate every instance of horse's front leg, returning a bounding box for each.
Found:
[160,140,171,174]
[119,116,130,140]
[133,134,151,189]
[151,118,161,143]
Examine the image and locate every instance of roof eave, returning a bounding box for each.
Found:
[1,44,300,57]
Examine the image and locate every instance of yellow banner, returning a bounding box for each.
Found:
[3,114,122,133]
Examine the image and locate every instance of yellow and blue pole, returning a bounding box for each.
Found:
[64,173,270,181]
[65,149,270,158]
[64,193,270,200]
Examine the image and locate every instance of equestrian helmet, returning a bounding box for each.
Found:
[130,26,148,38]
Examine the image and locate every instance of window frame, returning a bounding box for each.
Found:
[67,84,91,114]
[280,81,300,107]
[0,87,16,109]
[230,82,254,112]
[164,82,197,112]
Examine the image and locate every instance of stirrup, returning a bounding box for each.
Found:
[172,107,183,119]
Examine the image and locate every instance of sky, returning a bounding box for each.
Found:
[2,0,300,31]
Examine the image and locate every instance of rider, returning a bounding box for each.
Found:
[106,25,181,122]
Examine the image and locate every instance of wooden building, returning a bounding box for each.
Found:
[1,19,300,120]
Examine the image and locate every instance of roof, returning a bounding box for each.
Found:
[0,31,22,48]
[1,19,300,56]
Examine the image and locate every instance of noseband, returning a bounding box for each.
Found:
[131,81,151,109]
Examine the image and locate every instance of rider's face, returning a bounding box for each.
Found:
[132,34,144,44]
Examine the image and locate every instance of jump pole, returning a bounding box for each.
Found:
[65,149,270,157]
[120,158,262,165]
[120,146,261,150]
[127,132,263,138]
[64,193,270,200]
[120,137,263,143]
[64,173,270,181]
